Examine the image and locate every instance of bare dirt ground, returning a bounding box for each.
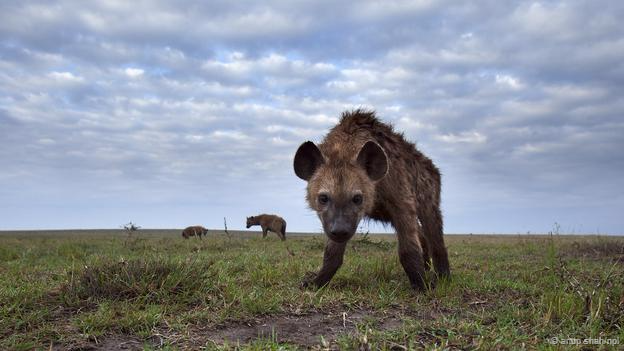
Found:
[68,308,410,350]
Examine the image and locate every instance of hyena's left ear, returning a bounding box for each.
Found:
[356,141,388,181]
[294,141,324,180]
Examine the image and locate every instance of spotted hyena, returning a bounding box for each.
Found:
[246,214,287,241]
[181,225,208,239]
[293,109,450,291]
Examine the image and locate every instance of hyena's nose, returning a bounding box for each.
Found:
[331,229,349,238]
[330,220,351,238]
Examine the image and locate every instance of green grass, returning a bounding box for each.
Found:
[0,230,622,350]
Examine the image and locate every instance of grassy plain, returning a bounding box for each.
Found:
[0,229,622,350]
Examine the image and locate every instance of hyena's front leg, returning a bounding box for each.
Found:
[395,219,427,291]
[262,226,268,238]
[302,239,347,288]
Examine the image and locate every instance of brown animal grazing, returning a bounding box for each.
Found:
[182,225,208,239]
[246,214,287,241]
[293,109,450,291]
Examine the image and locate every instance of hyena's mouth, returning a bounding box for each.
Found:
[327,233,352,243]
[325,228,356,243]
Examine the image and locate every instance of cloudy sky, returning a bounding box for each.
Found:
[1,1,622,234]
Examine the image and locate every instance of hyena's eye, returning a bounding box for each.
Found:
[352,194,363,205]
[318,194,329,205]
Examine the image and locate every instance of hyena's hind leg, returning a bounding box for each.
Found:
[279,220,286,241]
[417,224,431,271]
[420,205,450,278]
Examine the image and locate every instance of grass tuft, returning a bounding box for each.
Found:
[62,257,215,304]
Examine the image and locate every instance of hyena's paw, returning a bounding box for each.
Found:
[300,271,318,289]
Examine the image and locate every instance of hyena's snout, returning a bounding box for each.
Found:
[330,217,351,237]
[323,212,358,243]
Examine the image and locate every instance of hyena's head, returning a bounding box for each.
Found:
[294,141,388,243]
[246,216,254,228]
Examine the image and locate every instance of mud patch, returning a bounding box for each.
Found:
[60,308,416,350]
[56,336,144,351]
[211,310,400,345]
[160,307,419,348]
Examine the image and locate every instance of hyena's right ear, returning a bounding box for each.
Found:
[294,141,324,181]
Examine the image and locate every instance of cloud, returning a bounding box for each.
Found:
[48,71,84,82]
[124,67,144,78]
[436,131,487,144]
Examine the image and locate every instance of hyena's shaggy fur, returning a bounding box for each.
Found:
[246,214,287,241]
[293,109,450,291]
[181,225,208,239]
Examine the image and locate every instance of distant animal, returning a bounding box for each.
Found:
[181,225,208,239]
[246,214,287,241]
[293,109,450,291]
